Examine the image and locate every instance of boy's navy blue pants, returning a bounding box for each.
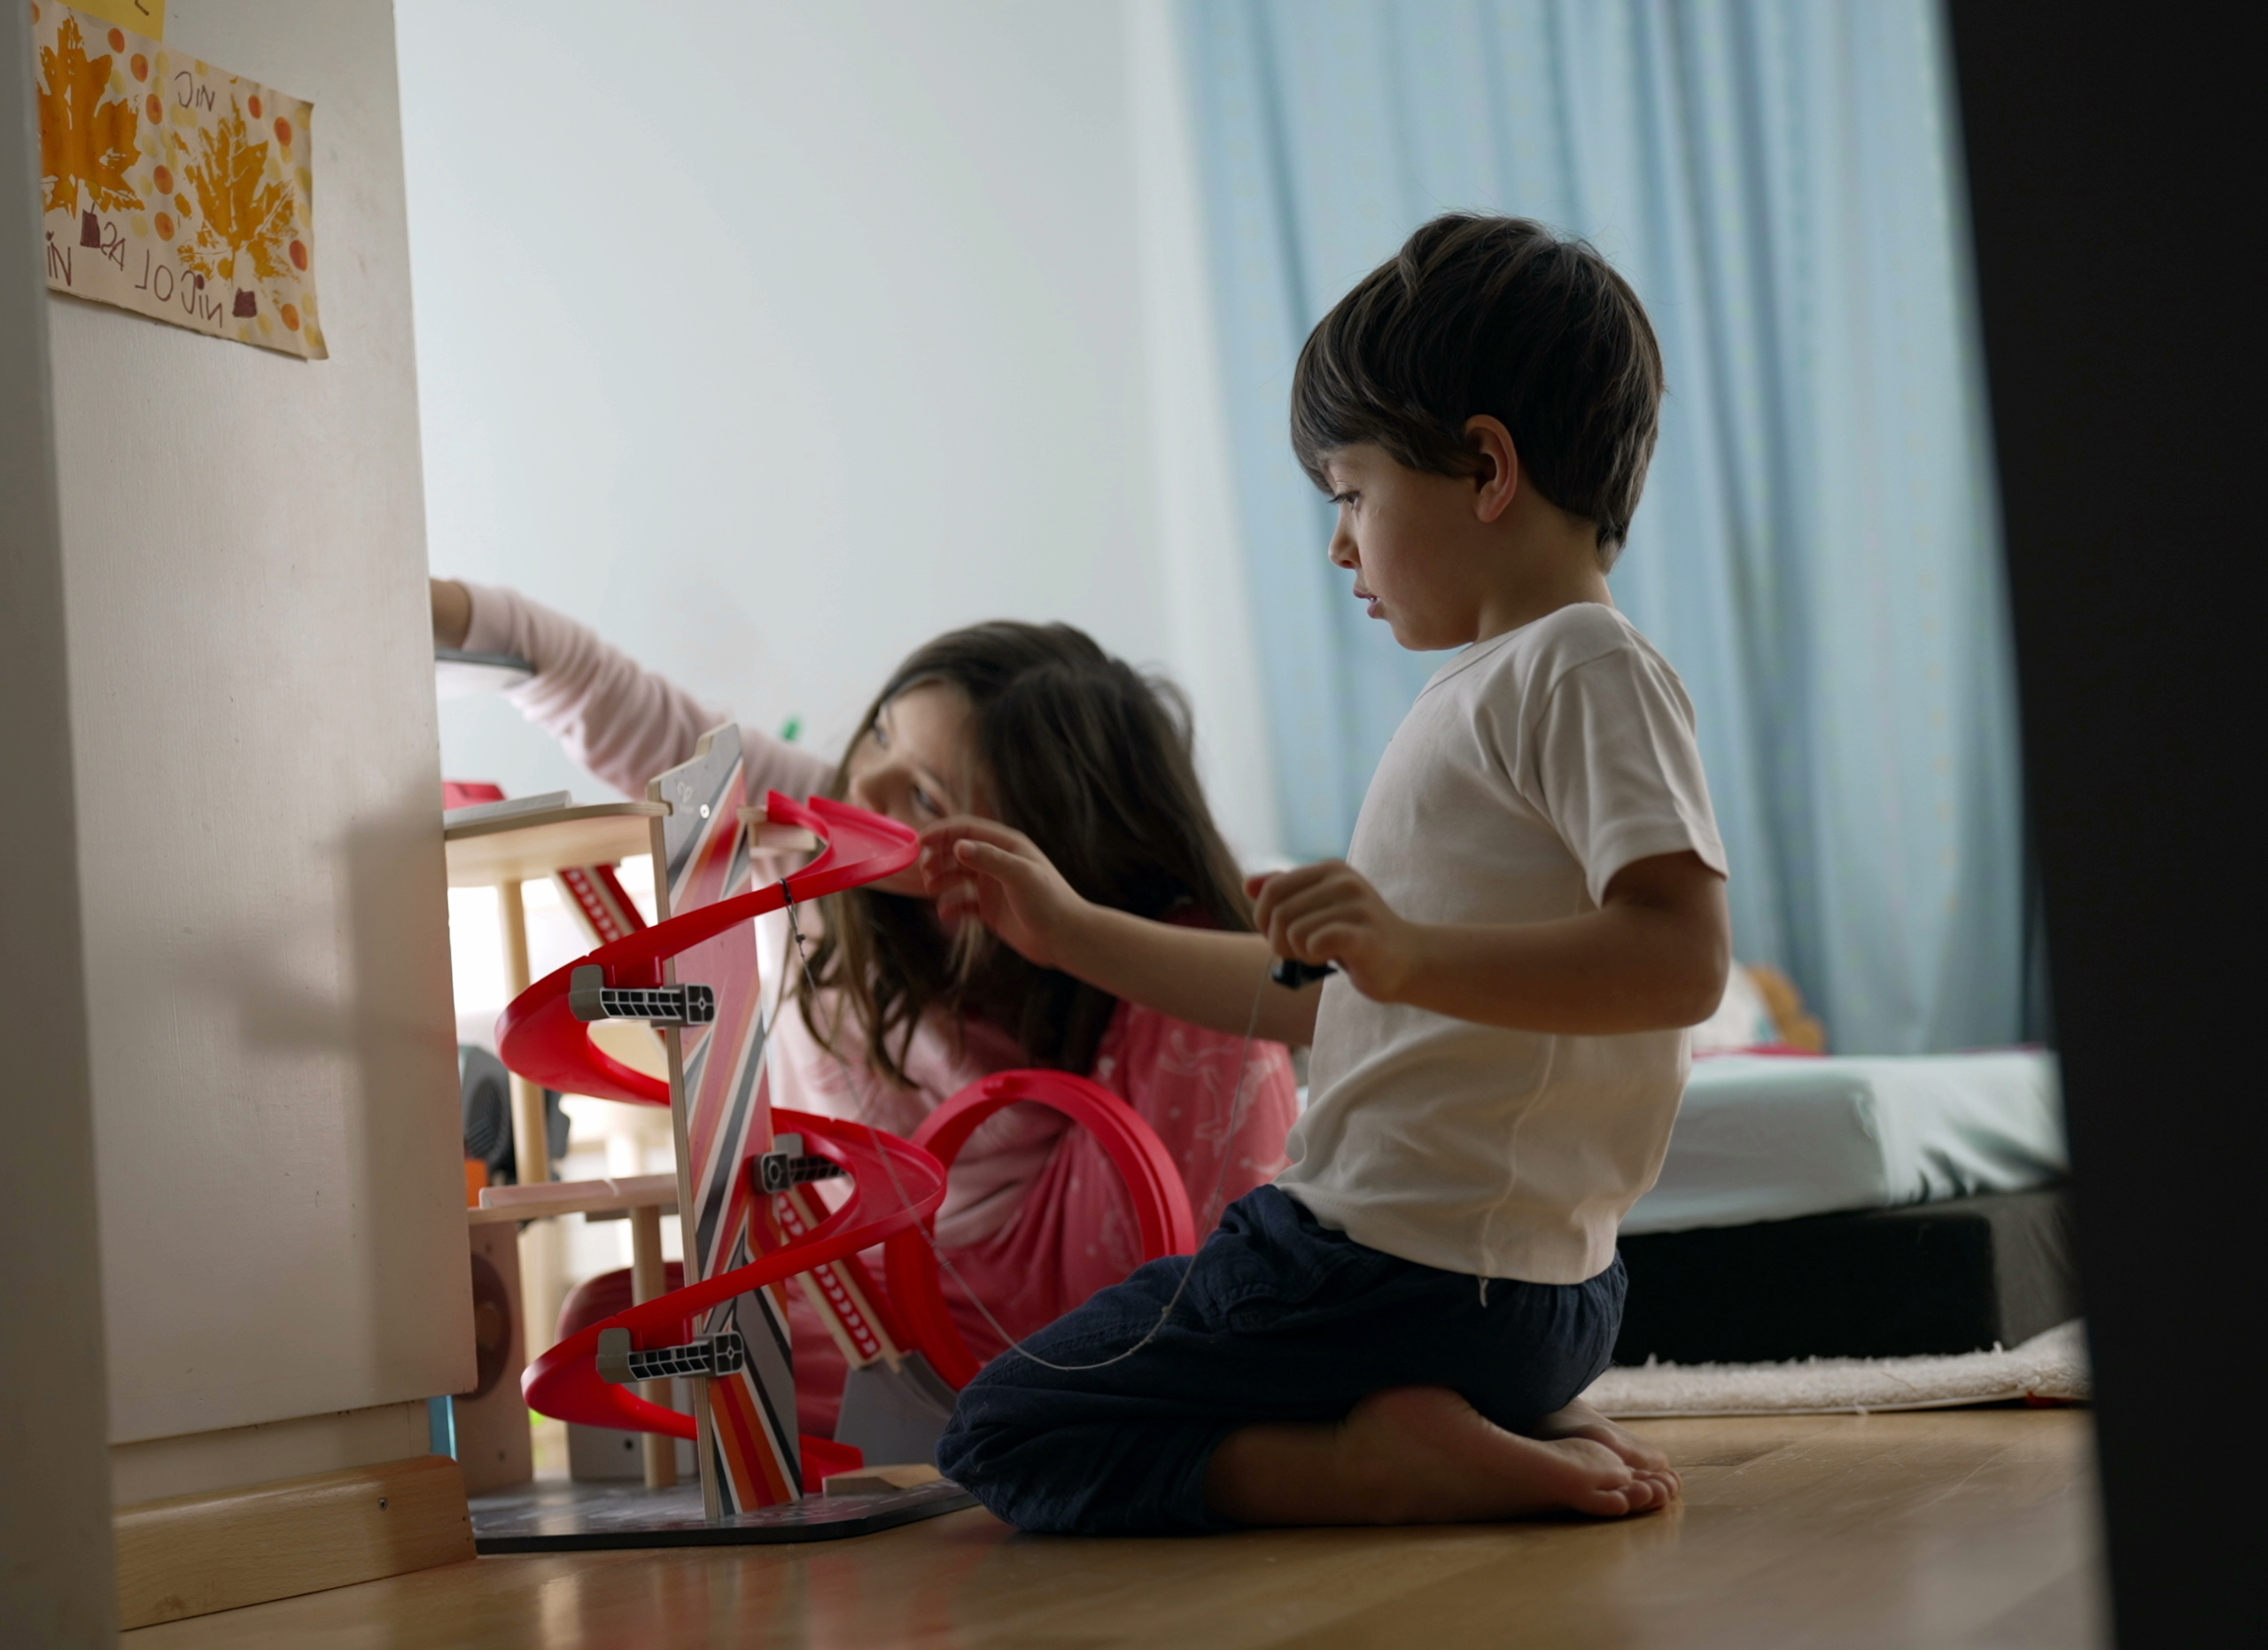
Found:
[936,1185,1625,1535]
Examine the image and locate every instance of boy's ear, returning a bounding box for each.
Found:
[1463,416,1521,523]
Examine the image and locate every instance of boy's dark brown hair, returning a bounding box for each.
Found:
[1292,214,1665,564]
[796,622,1252,1086]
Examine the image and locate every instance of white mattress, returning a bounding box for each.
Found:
[1621,1050,2066,1236]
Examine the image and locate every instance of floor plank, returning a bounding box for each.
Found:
[123,1410,2103,1650]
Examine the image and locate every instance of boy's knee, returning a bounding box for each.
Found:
[934,1401,1070,1529]
[932,1405,983,1482]
[935,1368,1045,1483]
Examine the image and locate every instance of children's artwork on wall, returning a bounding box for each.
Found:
[33,2,324,359]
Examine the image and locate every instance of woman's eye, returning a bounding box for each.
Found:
[1330,491,1357,508]
[911,787,940,816]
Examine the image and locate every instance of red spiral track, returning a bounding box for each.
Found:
[493,790,1199,1467]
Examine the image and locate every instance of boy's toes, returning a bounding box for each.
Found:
[1572,1464,1679,1518]
[1628,1468,1680,1509]
[1577,1483,1641,1516]
[1615,1476,1665,1515]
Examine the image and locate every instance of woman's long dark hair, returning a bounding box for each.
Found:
[795,622,1251,1086]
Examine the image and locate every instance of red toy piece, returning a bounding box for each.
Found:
[494,790,916,1106]
[444,779,508,810]
[555,861,646,945]
[521,1109,948,1445]
[884,1070,1199,1389]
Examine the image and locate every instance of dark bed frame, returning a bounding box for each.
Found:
[1616,1187,2078,1367]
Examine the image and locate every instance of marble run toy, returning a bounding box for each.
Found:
[485,726,1197,1544]
[496,718,924,1516]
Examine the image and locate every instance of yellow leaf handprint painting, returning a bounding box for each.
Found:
[178,99,295,315]
[34,3,323,357]
[37,12,144,230]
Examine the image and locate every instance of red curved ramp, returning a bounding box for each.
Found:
[495,790,916,1104]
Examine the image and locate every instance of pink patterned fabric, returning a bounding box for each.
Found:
[463,585,1300,1433]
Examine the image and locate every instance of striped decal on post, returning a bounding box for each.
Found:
[774,1183,899,1369]
[555,862,646,944]
[649,727,800,1518]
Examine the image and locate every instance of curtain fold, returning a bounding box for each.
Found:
[1179,0,2022,1055]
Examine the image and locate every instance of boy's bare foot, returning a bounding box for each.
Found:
[1205,1387,1680,1527]
[1529,1397,1681,1494]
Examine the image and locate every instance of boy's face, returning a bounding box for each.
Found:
[1321,444,1496,651]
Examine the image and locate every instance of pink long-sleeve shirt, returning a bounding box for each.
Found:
[463,585,1299,1431]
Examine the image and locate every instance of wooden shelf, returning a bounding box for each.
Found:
[470,1172,678,1226]
[441,802,819,885]
[444,802,668,886]
[739,807,820,853]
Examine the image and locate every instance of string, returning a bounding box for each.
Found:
[774,879,1270,1374]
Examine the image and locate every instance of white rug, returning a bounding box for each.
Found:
[1579,1319,2089,1418]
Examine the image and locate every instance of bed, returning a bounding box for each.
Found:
[1614,1048,2076,1365]
[1625,1048,2066,1235]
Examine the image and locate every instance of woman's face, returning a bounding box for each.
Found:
[842,681,983,896]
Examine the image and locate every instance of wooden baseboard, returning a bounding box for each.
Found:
[115,1452,475,1630]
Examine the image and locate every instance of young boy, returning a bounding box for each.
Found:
[921,214,1728,1534]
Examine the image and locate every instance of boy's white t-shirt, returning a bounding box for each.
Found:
[1276,603,1726,1286]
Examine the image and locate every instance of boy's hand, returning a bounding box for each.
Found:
[919,817,1093,970]
[1247,861,1422,1003]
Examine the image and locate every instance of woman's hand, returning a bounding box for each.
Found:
[431,578,471,649]
[1247,860,1425,1003]
[919,817,1096,970]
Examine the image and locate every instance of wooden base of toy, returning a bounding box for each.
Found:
[468,1476,975,1552]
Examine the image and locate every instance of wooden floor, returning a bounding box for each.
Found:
[126,1409,2103,1649]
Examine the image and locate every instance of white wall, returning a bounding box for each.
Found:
[47,0,471,1447]
[401,0,1282,862]
[2,1,117,1632]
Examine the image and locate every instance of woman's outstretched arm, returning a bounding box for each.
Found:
[429,577,831,804]
[919,817,1323,1046]
[431,577,473,648]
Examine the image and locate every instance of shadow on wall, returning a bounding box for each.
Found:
[179,806,472,1404]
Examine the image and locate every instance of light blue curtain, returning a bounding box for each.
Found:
[1180,0,2023,1055]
